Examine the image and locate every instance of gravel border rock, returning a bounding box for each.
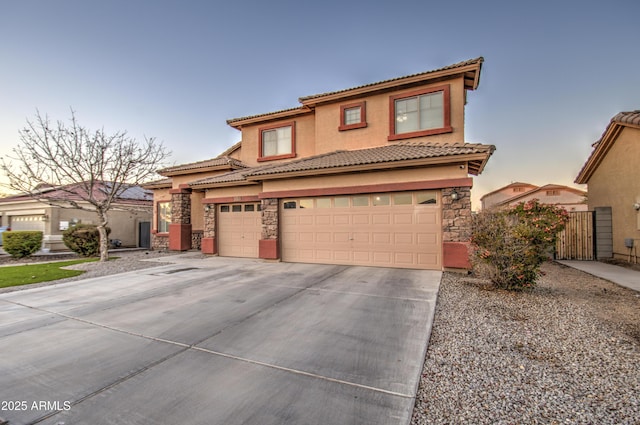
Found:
[411,261,640,425]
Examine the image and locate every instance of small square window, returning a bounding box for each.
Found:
[373,195,390,206]
[339,102,367,131]
[416,191,438,205]
[316,198,331,208]
[394,193,412,205]
[283,201,297,209]
[352,196,369,207]
[232,205,242,212]
[244,204,255,212]
[334,197,350,208]
[300,199,314,209]
[220,205,230,213]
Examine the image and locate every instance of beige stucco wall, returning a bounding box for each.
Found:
[262,164,468,194]
[587,126,640,258]
[235,77,467,168]
[204,185,262,200]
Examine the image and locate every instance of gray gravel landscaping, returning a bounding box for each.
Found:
[411,261,640,425]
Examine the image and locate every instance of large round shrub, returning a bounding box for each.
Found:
[471,199,569,290]
[63,224,110,257]
[3,231,43,258]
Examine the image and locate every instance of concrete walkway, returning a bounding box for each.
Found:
[557,260,640,292]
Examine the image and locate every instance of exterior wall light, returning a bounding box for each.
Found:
[204,204,212,213]
[451,190,460,201]
[634,203,640,211]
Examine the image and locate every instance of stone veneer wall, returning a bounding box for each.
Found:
[442,187,472,242]
[152,234,169,251]
[261,198,278,239]
[203,205,216,239]
[171,192,191,225]
[191,230,203,250]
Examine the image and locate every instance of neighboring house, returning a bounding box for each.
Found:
[146,57,495,270]
[482,183,587,211]
[0,182,153,251]
[576,110,640,260]
[480,182,539,210]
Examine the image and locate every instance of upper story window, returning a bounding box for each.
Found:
[546,190,560,196]
[339,101,367,131]
[157,201,171,233]
[388,85,452,141]
[258,121,296,162]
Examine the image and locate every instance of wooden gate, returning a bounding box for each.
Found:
[555,211,594,260]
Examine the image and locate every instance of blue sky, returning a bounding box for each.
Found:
[1,0,638,208]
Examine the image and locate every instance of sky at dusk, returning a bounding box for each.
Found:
[1,0,638,208]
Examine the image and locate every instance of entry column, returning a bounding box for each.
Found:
[259,198,279,259]
[169,186,192,251]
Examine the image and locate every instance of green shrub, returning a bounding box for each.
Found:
[62,224,110,257]
[471,199,569,290]
[3,231,43,259]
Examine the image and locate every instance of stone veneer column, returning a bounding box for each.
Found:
[441,187,472,269]
[259,198,279,259]
[169,187,192,251]
[201,203,217,254]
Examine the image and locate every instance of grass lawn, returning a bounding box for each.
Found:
[0,258,99,289]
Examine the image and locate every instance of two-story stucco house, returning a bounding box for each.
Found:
[576,111,640,260]
[147,57,495,270]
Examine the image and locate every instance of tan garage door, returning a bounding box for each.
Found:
[281,191,441,270]
[218,203,261,258]
[10,215,46,232]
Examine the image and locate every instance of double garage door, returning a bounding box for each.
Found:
[217,191,441,270]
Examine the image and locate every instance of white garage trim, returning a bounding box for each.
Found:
[217,203,262,258]
[281,191,441,270]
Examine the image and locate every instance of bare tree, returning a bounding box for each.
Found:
[0,109,170,261]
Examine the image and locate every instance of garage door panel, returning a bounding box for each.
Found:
[372,214,390,225]
[416,212,437,225]
[352,214,370,225]
[372,233,391,244]
[393,213,414,225]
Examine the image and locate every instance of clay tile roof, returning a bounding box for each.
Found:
[576,109,640,184]
[157,156,246,176]
[249,142,495,177]
[189,162,284,187]
[299,57,484,102]
[612,110,640,126]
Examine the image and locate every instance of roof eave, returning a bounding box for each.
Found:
[575,122,623,184]
[300,61,483,107]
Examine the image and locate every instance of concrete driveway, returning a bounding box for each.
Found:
[0,255,441,425]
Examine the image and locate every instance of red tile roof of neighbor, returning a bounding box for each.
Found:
[190,142,495,188]
[0,181,152,205]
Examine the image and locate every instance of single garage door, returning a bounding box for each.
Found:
[281,191,441,270]
[217,203,261,258]
[10,215,46,232]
